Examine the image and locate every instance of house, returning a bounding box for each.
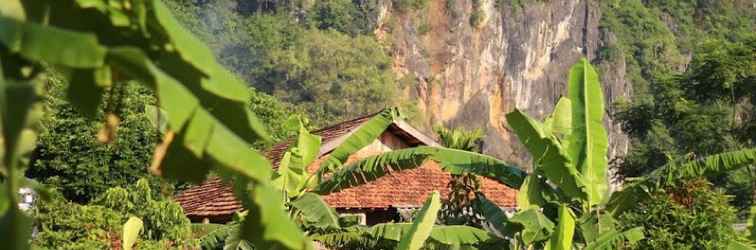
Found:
[174,112,517,224]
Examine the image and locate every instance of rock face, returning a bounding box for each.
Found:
[378,0,630,169]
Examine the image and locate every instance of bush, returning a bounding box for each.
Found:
[26,79,160,203]
[618,179,739,249]
[32,179,197,249]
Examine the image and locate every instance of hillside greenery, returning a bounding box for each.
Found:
[613,36,756,213]
[164,0,398,127]
[600,0,756,214]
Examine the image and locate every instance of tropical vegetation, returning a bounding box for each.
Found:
[0,0,755,250]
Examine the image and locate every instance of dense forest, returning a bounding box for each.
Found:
[0,0,755,249]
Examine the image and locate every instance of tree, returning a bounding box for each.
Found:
[25,77,160,203]
[434,126,485,226]
[614,37,756,212]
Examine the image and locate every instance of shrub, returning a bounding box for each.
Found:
[32,179,197,249]
[617,179,739,249]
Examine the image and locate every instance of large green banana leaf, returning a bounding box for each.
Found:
[425,147,526,188]
[236,182,311,250]
[314,147,430,194]
[517,175,548,209]
[290,192,341,230]
[473,192,518,238]
[607,147,756,215]
[317,108,400,175]
[506,109,586,200]
[314,146,526,194]
[397,191,442,250]
[273,122,321,195]
[509,208,555,245]
[543,97,572,139]
[545,204,575,250]
[566,58,609,206]
[0,62,36,250]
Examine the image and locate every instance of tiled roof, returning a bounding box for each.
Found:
[320,161,515,208]
[174,112,517,220]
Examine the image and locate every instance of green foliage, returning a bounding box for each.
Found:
[434,126,484,152]
[751,207,756,242]
[92,179,193,242]
[547,204,575,250]
[26,78,159,203]
[315,146,526,194]
[617,179,739,250]
[31,180,197,249]
[242,14,397,126]
[308,0,375,36]
[613,37,756,212]
[397,191,441,250]
[0,0,307,248]
[249,88,299,144]
[435,126,484,226]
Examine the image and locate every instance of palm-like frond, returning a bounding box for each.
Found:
[316,108,400,177]
[608,148,756,215]
[314,148,430,194]
[314,146,526,195]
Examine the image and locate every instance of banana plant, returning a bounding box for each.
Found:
[499,59,644,250]
[309,59,641,249]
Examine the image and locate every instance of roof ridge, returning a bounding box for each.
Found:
[310,109,384,134]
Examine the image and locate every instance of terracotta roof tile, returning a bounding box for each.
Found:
[174,113,517,219]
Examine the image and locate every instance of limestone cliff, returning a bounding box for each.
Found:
[375,0,630,168]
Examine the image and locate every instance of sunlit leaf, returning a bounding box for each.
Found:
[566,58,609,206]
[547,204,575,250]
[318,108,399,175]
[122,216,143,250]
[506,109,586,200]
[237,182,310,250]
[290,192,340,230]
[397,191,441,250]
[509,208,555,244]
